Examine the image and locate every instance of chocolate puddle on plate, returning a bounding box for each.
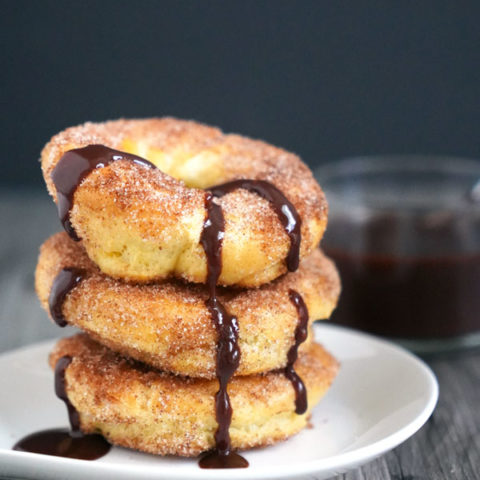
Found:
[13,356,111,460]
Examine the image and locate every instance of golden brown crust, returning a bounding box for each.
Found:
[36,232,340,378]
[49,334,339,457]
[41,118,328,286]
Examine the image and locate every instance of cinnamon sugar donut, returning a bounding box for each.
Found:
[49,334,338,457]
[36,232,340,378]
[41,118,328,286]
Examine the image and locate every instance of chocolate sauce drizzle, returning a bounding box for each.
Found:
[210,179,302,271]
[13,356,110,459]
[48,267,84,327]
[52,145,301,272]
[47,145,305,467]
[286,290,309,414]
[51,144,156,241]
[198,193,248,469]
[55,356,80,431]
[198,180,302,467]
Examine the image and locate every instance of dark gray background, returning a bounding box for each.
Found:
[2,0,480,188]
[1,4,480,479]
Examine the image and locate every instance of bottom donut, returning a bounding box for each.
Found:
[49,334,339,457]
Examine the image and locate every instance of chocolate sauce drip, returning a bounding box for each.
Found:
[51,144,155,241]
[13,356,111,459]
[210,179,302,271]
[200,193,225,293]
[198,193,248,469]
[55,356,80,431]
[48,267,84,327]
[285,289,309,415]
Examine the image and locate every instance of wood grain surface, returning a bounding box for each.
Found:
[0,190,479,480]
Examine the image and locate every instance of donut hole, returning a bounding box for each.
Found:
[121,138,226,189]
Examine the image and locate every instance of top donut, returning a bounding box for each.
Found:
[41,118,328,287]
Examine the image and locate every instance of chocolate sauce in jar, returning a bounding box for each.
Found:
[210,179,302,271]
[13,356,111,460]
[325,214,480,339]
[51,144,156,241]
[198,193,248,469]
[48,267,84,327]
[285,290,309,415]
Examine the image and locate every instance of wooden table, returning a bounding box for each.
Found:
[1,190,479,480]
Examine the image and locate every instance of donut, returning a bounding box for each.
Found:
[49,334,339,457]
[40,118,328,286]
[35,232,340,378]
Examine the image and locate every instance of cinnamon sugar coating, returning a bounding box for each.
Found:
[49,334,338,457]
[41,118,328,286]
[36,232,340,378]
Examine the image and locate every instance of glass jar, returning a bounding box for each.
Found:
[315,156,480,354]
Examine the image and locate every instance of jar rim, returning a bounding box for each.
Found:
[315,155,480,181]
[314,155,480,214]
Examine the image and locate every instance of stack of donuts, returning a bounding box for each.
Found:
[35,118,340,467]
